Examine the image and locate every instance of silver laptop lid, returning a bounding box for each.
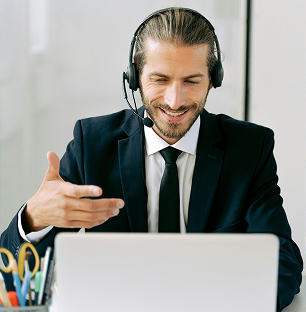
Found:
[55,233,279,312]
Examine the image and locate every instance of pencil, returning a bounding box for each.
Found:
[25,251,33,306]
[0,278,12,308]
[10,259,22,306]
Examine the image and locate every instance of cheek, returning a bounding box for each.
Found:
[142,84,166,102]
[188,86,209,101]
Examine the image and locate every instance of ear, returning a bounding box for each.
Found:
[209,80,213,90]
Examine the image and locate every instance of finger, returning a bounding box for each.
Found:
[83,198,125,211]
[59,218,110,229]
[62,209,119,224]
[82,219,109,229]
[66,197,124,211]
[64,183,103,199]
[45,197,124,229]
[45,151,62,181]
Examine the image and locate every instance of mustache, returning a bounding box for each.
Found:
[150,102,198,112]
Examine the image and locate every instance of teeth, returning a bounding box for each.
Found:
[164,110,186,117]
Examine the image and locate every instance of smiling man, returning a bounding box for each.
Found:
[0,7,303,311]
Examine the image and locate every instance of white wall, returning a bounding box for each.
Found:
[250,0,306,261]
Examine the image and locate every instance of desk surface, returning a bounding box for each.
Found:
[283,274,305,312]
[49,275,305,312]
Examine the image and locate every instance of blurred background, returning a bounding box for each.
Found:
[0,0,305,263]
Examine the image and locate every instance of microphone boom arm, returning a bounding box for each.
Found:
[122,72,153,128]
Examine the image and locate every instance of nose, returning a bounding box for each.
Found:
[164,81,186,110]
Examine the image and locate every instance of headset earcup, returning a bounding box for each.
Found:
[127,63,139,91]
[211,62,224,88]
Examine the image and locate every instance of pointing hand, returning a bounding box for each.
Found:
[24,151,124,233]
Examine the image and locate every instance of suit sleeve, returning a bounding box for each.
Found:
[245,129,303,311]
[0,120,84,290]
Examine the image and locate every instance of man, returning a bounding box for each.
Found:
[0,7,303,311]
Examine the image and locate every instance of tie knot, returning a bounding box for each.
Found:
[160,147,182,164]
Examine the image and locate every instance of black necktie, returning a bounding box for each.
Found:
[158,147,182,233]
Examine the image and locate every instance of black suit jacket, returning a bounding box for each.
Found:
[1,108,303,311]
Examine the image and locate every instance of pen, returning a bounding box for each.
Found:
[10,259,22,306]
[28,282,33,306]
[37,247,53,305]
[34,271,42,305]
[20,269,32,306]
[0,279,11,307]
[24,251,33,306]
[33,255,44,305]
[41,257,44,272]
[43,250,55,304]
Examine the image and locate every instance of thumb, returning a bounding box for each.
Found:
[45,151,62,181]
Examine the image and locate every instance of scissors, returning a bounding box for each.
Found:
[0,242,40,281]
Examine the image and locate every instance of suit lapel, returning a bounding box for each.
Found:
[187,110,224,233]
[118,109,148,232]
[118,108,224,233]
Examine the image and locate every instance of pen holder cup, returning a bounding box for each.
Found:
[0,306,48,312]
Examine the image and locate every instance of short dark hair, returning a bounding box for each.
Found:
[134,7,218,78]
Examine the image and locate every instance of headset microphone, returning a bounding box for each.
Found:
[122,73,154,128]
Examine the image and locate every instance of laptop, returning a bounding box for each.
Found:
[54,233,279,312]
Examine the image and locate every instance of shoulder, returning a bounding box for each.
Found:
[214,112,271,135]
[205,111,274,144]
[78,109,134,131]
[201,111,275,162]
[72,109,135,140]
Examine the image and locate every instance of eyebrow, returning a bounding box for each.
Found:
[148,72,205,79]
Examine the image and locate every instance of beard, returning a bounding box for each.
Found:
[140,86,210,140]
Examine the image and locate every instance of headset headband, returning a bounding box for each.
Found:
[124,7,224,91]
[129,8,221,64]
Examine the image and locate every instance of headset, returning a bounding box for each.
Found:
[122,7,224,127]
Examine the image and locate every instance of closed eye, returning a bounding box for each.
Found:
[185,80,200,84]
[154,78,167,82]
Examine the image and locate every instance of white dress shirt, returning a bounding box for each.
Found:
[144,116,200,233]
[18,115,200,241]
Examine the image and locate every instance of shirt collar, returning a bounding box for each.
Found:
[144,114,200,156]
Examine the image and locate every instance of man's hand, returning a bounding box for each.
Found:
[23,151,125,233]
